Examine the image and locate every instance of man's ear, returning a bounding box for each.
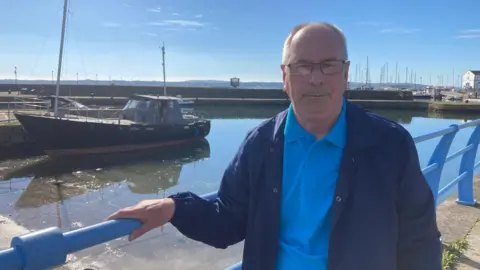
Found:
[281,64,287,93]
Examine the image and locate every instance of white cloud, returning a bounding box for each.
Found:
[164,20,204,27]
[194,14,203,18]
[102,22,121,28]
[455,34,480,39]
[164,28,196,32]
[123,3,132,8]
[147,20,205,27]
[141,32,158,37]
[147,22,167,26]
[172,12,180,16]
[379,28,419,34]
[454,29,480,38]
[459,29,480,33]
[148,7,161,12]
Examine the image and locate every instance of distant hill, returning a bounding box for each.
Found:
[0,79,426,90]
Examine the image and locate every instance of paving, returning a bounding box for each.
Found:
[455,219,480,269]
[435,175,480,269]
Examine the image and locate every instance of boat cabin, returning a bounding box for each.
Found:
[121,95,188,125]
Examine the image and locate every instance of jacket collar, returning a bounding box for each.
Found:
[272,100,380,149]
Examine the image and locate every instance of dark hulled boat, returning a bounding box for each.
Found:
[14,95,211,157]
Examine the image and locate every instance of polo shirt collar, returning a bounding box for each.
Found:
[284,98,347,148]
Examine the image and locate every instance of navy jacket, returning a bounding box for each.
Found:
[170,101,442,270]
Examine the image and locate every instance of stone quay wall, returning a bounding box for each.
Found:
[0,84,413,101]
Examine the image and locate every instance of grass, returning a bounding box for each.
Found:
[442,238,469,270]
[0,121,20,126]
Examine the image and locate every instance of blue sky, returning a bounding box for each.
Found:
[1,0,480,84]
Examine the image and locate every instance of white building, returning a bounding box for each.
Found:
[462,70,480,91]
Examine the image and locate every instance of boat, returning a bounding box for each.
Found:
[174,95,195,114]
[176,95,194,108]
[14,94,211,157]
[12,0,211,157]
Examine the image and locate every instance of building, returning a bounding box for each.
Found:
[462,70,480,91]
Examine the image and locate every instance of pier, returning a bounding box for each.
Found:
[1,118,480,269]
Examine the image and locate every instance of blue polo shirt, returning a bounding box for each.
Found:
[277,99,347,270]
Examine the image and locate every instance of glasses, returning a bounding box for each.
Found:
[286,60,348,76]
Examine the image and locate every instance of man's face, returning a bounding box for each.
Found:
[281,25,350,122]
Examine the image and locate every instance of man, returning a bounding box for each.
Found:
[108,22,442,269]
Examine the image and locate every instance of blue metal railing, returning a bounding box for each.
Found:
[415,120,480,206]
[1,120,480,270]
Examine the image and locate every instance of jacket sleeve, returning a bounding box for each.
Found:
[396,132,443,270]
[168,131,254,249]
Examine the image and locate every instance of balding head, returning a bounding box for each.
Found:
[282,22,348,65]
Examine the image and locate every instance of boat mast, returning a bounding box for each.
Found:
[54,0,69,117]
[365,56,369,87]
[161,42,167,96]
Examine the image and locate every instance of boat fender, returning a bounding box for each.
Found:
[194,127,199,137]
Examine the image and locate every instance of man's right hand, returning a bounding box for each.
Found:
[107,198,176,241]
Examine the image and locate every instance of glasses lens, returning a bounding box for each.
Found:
[322,61,343,74]
[290,63,312,76]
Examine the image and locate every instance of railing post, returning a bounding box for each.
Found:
[423,124,459,205]
[456,125,480,206]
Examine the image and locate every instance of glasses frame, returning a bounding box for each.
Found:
[286,59,349,76]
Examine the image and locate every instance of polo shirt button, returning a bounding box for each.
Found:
[270,148,274,153]
[273,188,278,193]
[335,196,342,202]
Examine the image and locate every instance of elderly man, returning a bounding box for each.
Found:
[108,22,442,269]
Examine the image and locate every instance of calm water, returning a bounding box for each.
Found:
[1,105,480,269]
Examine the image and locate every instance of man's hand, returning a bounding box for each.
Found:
[107,198,176,241]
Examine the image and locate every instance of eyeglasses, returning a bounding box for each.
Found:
[286,60,348,76]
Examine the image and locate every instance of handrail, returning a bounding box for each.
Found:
[1,121,479,270]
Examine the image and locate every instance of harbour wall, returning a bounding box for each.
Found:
[0,97,474,113]
[0,84,413,100]
[0,97,427,110]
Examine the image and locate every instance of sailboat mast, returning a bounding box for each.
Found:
[54,0,69,118]
[161,42,167,96]
[365,56,369,86]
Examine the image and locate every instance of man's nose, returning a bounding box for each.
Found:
[309,68,324,86]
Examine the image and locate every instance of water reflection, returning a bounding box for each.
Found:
[195,105,284,119]
[2,139,210,209]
